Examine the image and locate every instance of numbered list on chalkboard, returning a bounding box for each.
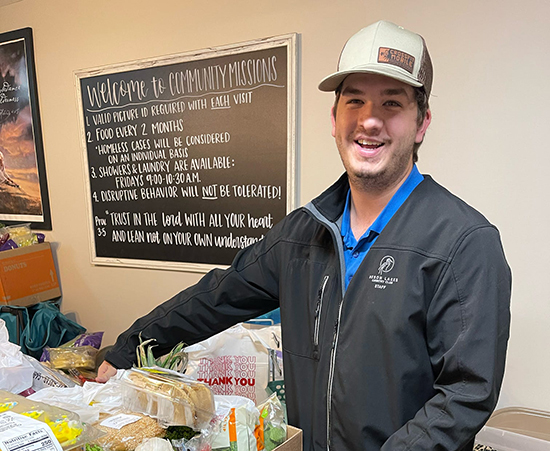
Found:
[79,44,291,267]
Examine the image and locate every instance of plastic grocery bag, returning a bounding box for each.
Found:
[0,318,34,394]
[81,377,125,414]
[184,324,281,404]
[28,376,124,423]
[28,385,101,423]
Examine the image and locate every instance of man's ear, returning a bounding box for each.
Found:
[415,109,432,144]
[331,106,336,138]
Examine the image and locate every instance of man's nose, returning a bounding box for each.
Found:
[358,102,383,130]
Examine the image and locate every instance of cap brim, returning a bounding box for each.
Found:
[318,66,423,92]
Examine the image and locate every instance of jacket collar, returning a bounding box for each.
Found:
[310,173,349,223]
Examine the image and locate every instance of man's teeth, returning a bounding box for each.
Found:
[357,140,383,147]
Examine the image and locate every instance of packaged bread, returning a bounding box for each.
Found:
[91,411,165,451]
[120,367,215,429]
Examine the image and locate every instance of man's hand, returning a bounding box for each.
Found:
[96,361,117,382]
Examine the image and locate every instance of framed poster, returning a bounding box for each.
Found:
[0,27,51,230]
[75,34,297,272]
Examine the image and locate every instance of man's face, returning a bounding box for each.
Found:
[331,73,431,193]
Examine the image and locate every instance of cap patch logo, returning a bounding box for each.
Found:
[378,48,415,74]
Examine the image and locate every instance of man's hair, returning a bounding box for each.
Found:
[332,83,430,163]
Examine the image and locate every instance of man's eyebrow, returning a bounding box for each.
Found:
[341,86,411,97]
[382,88,408,96]
[341,86,365,96]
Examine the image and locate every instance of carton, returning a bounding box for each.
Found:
[274,425,303,451]
[0,242,60,307]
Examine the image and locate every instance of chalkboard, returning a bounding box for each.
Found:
[75,35,297,272]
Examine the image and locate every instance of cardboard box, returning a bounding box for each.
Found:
[274,425,303,451]
[0,242,60,307]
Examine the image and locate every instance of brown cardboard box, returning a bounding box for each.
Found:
[0,242,60,307]
[274,425,303,451]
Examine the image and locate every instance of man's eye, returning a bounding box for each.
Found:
[384,100,401,107]
[347,99,363,105]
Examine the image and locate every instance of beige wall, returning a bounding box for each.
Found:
[2,0,549,412]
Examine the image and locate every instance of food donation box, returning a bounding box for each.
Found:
[0,242,61,307]
[273,425,302,451]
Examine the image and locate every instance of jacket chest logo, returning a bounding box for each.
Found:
[369,255,399,290]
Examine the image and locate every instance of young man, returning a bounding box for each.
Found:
[98,21,511,450]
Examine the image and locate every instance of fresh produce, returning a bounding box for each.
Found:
[84,445,104,451]
[255,393,287,451]
[136,333,188,371]
[165,425,199,441]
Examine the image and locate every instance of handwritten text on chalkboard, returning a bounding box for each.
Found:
[76,36,296,271]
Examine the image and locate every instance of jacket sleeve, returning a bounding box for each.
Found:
[381,225,511,451]
[104,224,284,370]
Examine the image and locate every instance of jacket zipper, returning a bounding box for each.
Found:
[314,275,330,347]
[326,299,344,451]
[303,203,347,451]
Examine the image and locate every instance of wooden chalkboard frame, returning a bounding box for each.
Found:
[75,34,297,273]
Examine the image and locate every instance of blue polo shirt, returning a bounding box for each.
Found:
[341,165,424,290]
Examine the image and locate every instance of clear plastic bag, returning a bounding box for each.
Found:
[48,345,98,370]
[0,223,37,248]
[0,389,104,450]
[254,393,287,450]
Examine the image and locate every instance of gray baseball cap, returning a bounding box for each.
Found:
[318,20,433,97]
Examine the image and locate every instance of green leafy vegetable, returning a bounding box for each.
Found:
[165,425,199,441]
[84,444,104,451]
[135,333,188,371]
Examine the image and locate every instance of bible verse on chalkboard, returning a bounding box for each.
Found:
[77,39,295,270]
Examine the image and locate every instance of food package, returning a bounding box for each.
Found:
[90,411,166,451]
[24,354,77,390]
[0,223,37,248]
[254,393,287,450]
[41,331,104,362]
[210,395,260,451]
[119,367,215,429]
[48,345,98,370]
[0,389,103,450]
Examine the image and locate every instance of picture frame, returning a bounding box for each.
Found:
[0,27,51,230]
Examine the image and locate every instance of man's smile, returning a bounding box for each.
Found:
[356,139,385,150]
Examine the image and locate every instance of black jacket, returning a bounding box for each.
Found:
[106,174,511,451]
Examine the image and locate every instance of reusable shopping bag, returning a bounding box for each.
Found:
[23,301,86,359]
